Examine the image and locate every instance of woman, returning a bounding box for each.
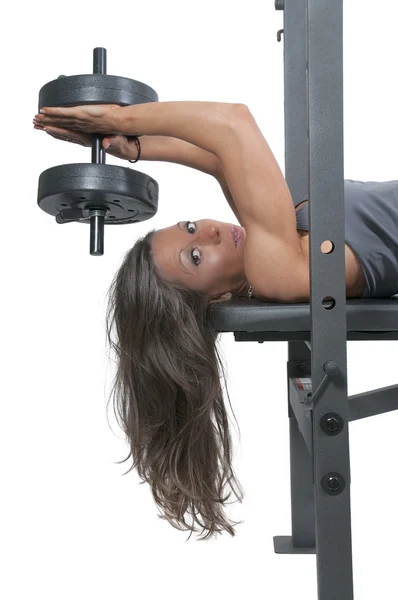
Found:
[33,101,398,539]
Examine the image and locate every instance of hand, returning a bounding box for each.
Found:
[33,103,122,134]
[33,120,140,161]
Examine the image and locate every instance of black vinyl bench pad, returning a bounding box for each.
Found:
[207,297,398,336]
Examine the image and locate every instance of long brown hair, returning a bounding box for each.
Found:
[105,230,244,541]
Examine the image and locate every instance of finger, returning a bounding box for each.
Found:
[38,104,117,116]
[36,115,78,128]
[102,135,121,149]
[102,136,127,159]
[33,118,97,147]
[45,125,86,139]
[34,108,81,129]
[35,104,115,124]
[47,132,81,145]
[38,106,79,116]
[34,107,74,123]
[44,127,89,146]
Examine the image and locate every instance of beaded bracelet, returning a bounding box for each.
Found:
[128,137,141,164]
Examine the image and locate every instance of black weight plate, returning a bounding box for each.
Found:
[38,75,158,110]
[38,164,158,224]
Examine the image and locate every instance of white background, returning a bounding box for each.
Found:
[1,1,398,599]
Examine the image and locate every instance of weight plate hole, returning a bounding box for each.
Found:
[79,196,86,200]
[60,203,68,207]
[128,209,135,212]
[114,199,121,203]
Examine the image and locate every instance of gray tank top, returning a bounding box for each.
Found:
[295,180,398,298]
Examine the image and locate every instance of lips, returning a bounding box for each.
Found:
[231,226,243,248]
[231,226,237,247]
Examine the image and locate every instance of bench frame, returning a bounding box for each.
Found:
[262,1,398,597]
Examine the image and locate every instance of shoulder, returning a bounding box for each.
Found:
[243,227,310,302]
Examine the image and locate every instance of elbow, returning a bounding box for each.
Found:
[232,102,250,112]
[226,103,255,129]
[218,103,254,140]
[230,103,252,118]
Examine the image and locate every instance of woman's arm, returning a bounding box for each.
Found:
[114,101,306,301]
[113,101,242,157]
[135,135,242,223]
[116,102,305,300]
[214,167,242,224]
[109,103,292,234]
[35,107,242,222]
[36,100,307,300]
[37,101,248,219]
[137,134,218,175]
[37,101,290,238]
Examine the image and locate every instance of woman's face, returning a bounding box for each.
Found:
[151,219,247,300]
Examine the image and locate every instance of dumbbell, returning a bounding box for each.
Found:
[37,47,159,256]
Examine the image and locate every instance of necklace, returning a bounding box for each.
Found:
[247,285,253,298]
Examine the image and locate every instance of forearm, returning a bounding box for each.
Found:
[136,134,242,223]
[136,135,220,177]
[114,101,242,159]
[214,168,242,224]
[114,101,243,223]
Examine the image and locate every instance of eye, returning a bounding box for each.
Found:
[186,221,197,234]
[190,248,201,266]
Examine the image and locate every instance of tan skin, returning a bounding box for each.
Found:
[151,213,366,304]
[33,104,366,302]
[33,115,252,303]
[32,118,247,302]
[150,219,250,304]
[33,121,249,303]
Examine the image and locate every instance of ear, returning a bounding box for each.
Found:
[208,292,233,305]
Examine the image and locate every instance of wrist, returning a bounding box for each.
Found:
[127,136,141,163]
[125,135,162,162]
[109,105,126,133]
[135,135,221,177]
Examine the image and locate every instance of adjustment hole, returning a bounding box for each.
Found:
[114,199,121,203]
[321,240,334,254]
[128,209,135,212]
[79,196,86,200]
[60,203,68,207]
[322,296,336,310]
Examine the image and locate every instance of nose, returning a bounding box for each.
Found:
[197,224,220,244]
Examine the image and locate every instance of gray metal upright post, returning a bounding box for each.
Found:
[274,1,355,598]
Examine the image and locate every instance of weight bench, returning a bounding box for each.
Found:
[208,297,398,596]
[208,0,398,598]
[209,297,398,342]
[34,2,398,596]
